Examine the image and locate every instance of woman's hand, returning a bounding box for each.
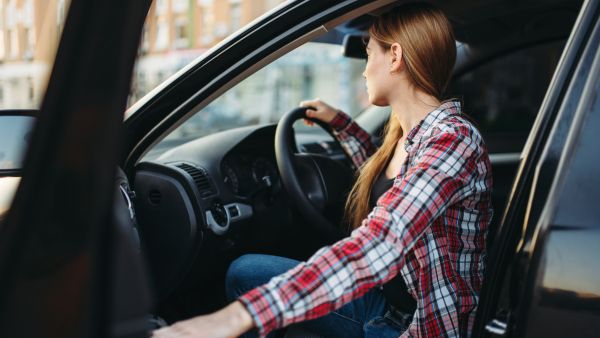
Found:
[299,98,340,126]
[152,301,254,338]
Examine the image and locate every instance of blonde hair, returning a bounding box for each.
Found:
[344,3,456,229]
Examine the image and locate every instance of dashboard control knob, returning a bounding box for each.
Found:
[211,201,228,227]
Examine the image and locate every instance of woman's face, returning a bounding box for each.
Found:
[363,38,394,106]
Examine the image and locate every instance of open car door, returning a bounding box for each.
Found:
[0,0,153,337]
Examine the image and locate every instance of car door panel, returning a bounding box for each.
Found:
[0,0,153,337]
[474,0,600,336]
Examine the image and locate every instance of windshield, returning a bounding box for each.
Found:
[129,0,371,161]
[145,41,369,160]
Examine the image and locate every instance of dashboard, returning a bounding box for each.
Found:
[133,124,283,299]
[132,123,344,300]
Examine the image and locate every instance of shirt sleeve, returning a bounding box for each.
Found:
[329,110,377,169]
[238,129,481,338]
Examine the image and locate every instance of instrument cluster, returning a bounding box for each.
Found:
[220,153,278,196]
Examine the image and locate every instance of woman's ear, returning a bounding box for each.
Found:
[389,43,403,73]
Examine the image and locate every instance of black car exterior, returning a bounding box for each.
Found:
[476,1,600,336]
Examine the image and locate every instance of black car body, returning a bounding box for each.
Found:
[0,0,598,337]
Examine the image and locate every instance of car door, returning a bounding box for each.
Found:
[517,35,600,337]
[474,0,600,336]
[0,1,153,337]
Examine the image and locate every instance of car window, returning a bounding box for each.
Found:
[128,0,291,107]
[447,40,565,154]
[145,41,368,160]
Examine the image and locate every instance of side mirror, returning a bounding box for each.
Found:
[342,34,368,59]
[0,110,36,173]
[0,110,36,220]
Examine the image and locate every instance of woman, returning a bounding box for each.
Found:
[154,3,492,338]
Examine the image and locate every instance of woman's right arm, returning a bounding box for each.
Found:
[300,99,377,169]
[237,129,484,338]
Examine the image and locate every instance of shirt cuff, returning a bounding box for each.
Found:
[329,110,352,132]
[238,288,281,338]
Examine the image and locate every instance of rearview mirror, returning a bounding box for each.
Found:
[342,34,368,59]
[0,110,36,172]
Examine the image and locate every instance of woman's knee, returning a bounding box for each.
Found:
[227,255,256,281]
[225,254,300,300]
[226,255,258,298]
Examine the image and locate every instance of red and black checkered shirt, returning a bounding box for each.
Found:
[239,101,493,337]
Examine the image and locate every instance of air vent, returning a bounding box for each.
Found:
[176,163,215,197]
[148,190,161,205]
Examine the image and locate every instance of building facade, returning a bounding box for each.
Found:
[0,0,68,109]
[0,0,287,109]
[131,0,287,104]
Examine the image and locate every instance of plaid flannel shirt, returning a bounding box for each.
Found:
[239,100,493,337]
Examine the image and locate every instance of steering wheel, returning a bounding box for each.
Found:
[275,107,355,243]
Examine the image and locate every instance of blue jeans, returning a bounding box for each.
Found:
[226,254,411,338]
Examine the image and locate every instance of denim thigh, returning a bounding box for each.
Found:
[226,254,407,338]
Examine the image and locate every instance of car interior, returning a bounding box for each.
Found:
[109,0,584,335]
